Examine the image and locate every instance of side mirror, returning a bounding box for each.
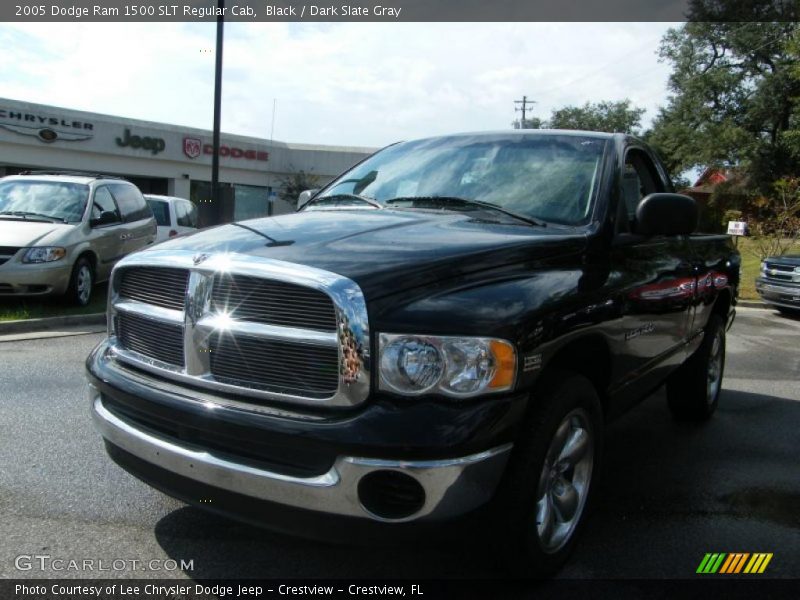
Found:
[635,193,697,236]
[297,189,320,210]
[90,210,118,227]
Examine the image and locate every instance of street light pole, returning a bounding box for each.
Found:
[211,0,225,220]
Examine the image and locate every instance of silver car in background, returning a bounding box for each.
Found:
[0,172,156,305]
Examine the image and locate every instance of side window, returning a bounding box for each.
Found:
[146,199,170,226]
[175,201,198,227]
[109,184,151,223]
[620,149,666,231]
[91,187,120,223]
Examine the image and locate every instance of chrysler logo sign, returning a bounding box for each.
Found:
[182,136,268,161]
[0,108,94,143]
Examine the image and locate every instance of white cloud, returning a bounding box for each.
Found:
[0,22,677,148]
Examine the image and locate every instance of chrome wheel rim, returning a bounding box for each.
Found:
[535,408,594,553]
[707,329,723,403]
[77,265,92,304]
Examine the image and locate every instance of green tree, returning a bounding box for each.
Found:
[276,168,321,208]
[547,100,645,134]
[646,7,800,190]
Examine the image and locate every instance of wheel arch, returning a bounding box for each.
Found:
[535,334,613,414]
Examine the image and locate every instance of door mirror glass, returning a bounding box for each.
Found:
[635,193,697,236]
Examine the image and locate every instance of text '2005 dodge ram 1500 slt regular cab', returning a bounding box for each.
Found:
[86,131,739,575]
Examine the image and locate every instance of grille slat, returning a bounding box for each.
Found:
[119,267,189,310]
[117,313,185,368]
[210,334,339,397]
[211,274,337,331]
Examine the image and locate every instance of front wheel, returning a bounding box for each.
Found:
[65,257,93,306]
[666,314,726,421]
[490,371,603,577]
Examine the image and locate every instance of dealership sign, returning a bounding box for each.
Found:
[116,127,165,155]
[0,107,94,143]
[183,136,268,161]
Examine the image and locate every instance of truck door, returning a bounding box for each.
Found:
[608,146,696,411]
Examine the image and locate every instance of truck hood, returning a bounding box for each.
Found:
[157,209,587,299]
[0,219,74,247]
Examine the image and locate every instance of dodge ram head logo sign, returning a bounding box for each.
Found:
[182,135,269,162]
[183,137,202,159]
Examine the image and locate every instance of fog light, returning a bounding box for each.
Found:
[358,470,425,520]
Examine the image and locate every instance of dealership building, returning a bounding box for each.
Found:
[0,98,375,226]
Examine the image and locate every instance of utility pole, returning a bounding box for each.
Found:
[211,0,225,220]
[514,95,536,128]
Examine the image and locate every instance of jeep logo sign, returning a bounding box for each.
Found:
[116,128,166,155]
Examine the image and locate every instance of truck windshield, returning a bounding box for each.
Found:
[315,134,607,225]
[0,180,89,223]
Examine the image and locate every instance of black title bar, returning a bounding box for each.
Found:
[4,0,800,22]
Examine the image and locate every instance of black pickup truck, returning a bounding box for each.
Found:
[86,131,739,575]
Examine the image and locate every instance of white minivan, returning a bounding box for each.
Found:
[143,194,198,242]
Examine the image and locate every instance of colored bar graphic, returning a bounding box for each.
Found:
[719,554,736,574]
[700,552,773,575]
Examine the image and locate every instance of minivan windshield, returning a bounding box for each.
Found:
[312,134,607,225]
[0,180,89,223]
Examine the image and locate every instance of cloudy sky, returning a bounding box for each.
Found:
[0,22,677,148]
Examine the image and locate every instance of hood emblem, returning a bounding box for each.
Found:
[193,253,210,265]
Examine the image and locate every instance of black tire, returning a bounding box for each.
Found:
[776,306,800,318]
[489,371,603,577]
[666,314,726,421]
[65,256,94,306]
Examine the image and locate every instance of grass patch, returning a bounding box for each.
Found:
[0,283,107,322]
[734,237,800,300]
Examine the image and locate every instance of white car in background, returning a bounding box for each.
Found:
[144,194,198,242]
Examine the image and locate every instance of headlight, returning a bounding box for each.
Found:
[761,261,768,271]
[794,266,800,274]
[379,334,516,398]
[22,247,66,263]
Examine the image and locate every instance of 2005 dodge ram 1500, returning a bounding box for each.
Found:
[86,131,739,575]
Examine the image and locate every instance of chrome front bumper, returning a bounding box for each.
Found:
[89,386,513,523]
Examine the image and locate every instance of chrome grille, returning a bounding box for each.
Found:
[210,334,339,398]
[107,252,371,408]
[119,267,189,310]
[116,312,185,367]
[763,262,797,283]
[211,274,337,331]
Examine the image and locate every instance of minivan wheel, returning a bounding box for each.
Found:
[66,257,93,306]
[666,314,726,421]
[490,371,603,577]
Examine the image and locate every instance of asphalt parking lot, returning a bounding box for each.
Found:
[0,306,797,580]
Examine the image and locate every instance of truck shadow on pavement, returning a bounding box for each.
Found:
[153,387,800,579]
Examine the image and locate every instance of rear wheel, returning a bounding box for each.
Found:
[666,314,725,421]
[490,371,603,577]
[776,306,800,317]
[65,257,93,306]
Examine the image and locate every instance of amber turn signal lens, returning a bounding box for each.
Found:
[489,340,516,389]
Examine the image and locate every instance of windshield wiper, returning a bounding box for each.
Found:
[305,193,382,209]
[384,196,546,227]
[0,210,66,223]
